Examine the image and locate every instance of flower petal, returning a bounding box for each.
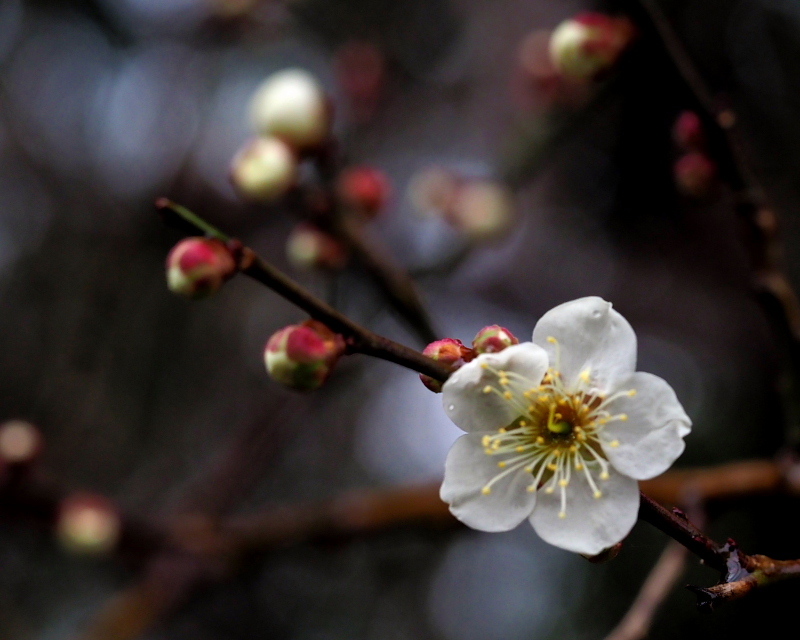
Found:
[441,342,549,433]
[600,372,691,480]
[529,469,639,555]
[531,297,636,391]
[441,433,538,532]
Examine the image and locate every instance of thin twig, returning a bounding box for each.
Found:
[333,213,438,344]
[632,0,800,437]
[156,198,451,382]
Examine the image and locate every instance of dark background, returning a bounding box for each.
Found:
[2,0,800,638]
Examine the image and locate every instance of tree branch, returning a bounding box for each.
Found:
[156,198,451,382]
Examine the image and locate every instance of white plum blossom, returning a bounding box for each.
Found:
[440,297,691,555]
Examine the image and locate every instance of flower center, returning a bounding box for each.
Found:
[477,337,635,519]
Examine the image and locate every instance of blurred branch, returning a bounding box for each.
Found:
[604,541,688,640]
[605,500,705,640]
[333,212,438,344]
[74,483,455,640]
[633,0,800,434]
[639,458,786,504]
[156,198,451,381]
[8,451,800,640]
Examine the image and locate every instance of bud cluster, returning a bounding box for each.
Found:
[231,69,331,203]
[409,168,514,241]
[671,110,718,199]
[419,325,519,393]
[228,68,395,275]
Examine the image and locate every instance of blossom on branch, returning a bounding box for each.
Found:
[439,297,691,555]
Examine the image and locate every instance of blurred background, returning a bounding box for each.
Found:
[3,0,800,638]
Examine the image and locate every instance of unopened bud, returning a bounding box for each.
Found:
[673,111,705,151]
[286,223,348,270]
[166,237,237,299]
[549,13,634,82]
[338,166,390,218]
[250,69,330,149]
[57,493,121,556]
[264,320,346,391]
[419,338,474,393]
[449,181,514,240]
[472,325,519,355]
[674,151,717,199]
[0,420,43,465]
[231,136,297,202]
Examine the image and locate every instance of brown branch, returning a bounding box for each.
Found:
[219,483,455,551]
[686,543,800,613]
[637,492,726,573]
[640,458,786,505]
[156,198,451,382]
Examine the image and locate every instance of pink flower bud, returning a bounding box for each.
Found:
[286,223,348,271]
[230,137,297,202]
[549,13,635,82]
[472,325,520,355]
[249,69,330,149]
[264,320,346,391]
[0,420,43,466]
[419,338,474,393]
[673,111,705,151]
[166,237,237,299]
[338,166,391,218]
[674,151,717,199]
[57,493,121,555]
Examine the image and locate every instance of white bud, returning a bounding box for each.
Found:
[249,69,329,148]
[231,137,297,202]
[451,181,514,240]
[548,14,634,82]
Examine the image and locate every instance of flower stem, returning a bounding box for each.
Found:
[638,491,727,573]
